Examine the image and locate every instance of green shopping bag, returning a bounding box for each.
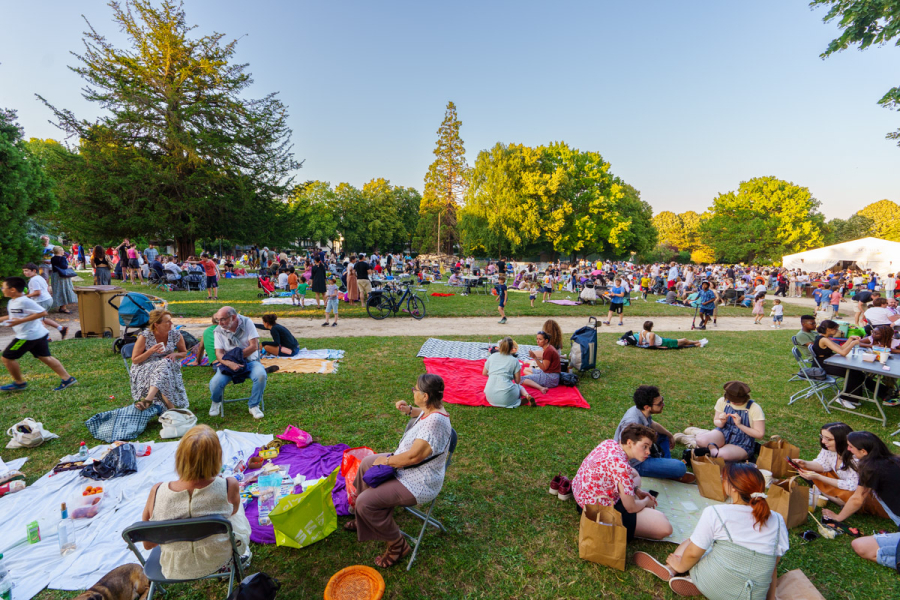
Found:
[268,467,338,548]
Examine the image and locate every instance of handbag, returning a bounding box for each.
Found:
[6,417,59,449]
[158,408,197,439]
[225,572,280,600]
[362,450,447,488]
[56,267,77,278]
[268,468,338,548]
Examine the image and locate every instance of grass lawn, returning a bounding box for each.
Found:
[3,329,898,599]
[76,276,812,319]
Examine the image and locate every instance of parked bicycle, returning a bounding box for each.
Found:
[366,282,426,320]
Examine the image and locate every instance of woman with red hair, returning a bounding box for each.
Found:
[633,463,788,599]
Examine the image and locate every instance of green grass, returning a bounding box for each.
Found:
[4,330,898,599]
[77,276,811,319]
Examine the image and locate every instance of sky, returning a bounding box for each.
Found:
[1,0,898,219]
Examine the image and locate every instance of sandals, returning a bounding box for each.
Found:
[374,538,411,568]
[343,519,358,532]
[522,395,538,407]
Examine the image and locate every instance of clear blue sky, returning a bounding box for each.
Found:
[2,0,897,219]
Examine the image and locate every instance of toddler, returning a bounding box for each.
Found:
[770,298,783,329]
[296,276,308,308]
[752,292,765,324]
[830,286,842,317]
[288,267,299,305]
[323,277,339,327]
[529,282,537,308]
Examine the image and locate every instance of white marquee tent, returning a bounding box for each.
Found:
[782,237,900,276]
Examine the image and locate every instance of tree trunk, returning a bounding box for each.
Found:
[175,237,196,261]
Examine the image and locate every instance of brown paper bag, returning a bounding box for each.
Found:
[692,455,726,502]
[757,439,800,479]
[578,503,627,571]
[775,569,826,600]
[766,477,810,529]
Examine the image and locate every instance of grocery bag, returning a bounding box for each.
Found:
[269,467,338,549]
[340,446,375,510]
[775,569,826,600]
[6,417,59,449]
[692,455,726,502]
[578,504,627,571]
[757,439,800,479]
[766,476,810,529]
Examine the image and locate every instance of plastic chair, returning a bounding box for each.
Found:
[121,342,135,376]
[122,515,245,600]
[399,428,457,571]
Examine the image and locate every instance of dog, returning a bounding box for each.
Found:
[72,564,149,600]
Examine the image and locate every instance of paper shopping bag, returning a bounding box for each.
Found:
[269,467,338,549]
[578,504,627,571]
[775,569,826,600]
[692,455,726,502]
[766,477,810,529]
[757,439,800,479]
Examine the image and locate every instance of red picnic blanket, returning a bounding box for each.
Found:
[423,357,590,409]
[430,292,455,297]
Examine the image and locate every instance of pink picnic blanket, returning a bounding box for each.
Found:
[547,299,581,306]
[423,357,590,409]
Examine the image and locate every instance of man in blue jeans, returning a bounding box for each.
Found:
[613,385,695,483]
[209,306,277,419]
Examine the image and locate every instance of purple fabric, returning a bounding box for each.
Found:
[246,441,351,544]
[547,299,581,306]
[362,464,396,487]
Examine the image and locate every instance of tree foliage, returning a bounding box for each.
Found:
[415,101,467,254]
[652,209,706,252]
[812,0,900,144]
[37,0,299,258]
[699,176,825,263]
[459,142,654,258]
[0,110,57,278]
[857,199,900,238]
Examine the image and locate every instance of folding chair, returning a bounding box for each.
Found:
[122,515,245,600]
[788,345,836,411]
[213,369,262,417]
[121,342,135,376]
[399,428,458,571]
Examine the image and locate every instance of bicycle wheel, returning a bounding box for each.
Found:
[408,296,426,320]
[367,296,393,320]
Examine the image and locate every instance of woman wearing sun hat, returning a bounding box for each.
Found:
[690,381,766,463]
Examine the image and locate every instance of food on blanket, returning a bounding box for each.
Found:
[248,455,265,470]
[71,563,149,600]
[82,486,103,496]
[259,447,279,459]
[53,461,86,473]
[0,480,25,497]
[27,520,41,543]
[71,495,103,519]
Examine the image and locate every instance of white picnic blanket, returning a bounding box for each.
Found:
[260,297,323,306]
[0,430,272,600]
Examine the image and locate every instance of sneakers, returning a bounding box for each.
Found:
[633,551,673,582]
[549,474,563,496]
[883,398,900,407]
[839,398,858,410]
[59,326,69,340]
[264,365,280,375]
[669,576,702,597]
[321,322,329,327]
[498,317,507,324]
[53,377,77,391]
[557,479,573,501]
[209,402,223,417]
[249,406,265,420]
[677,472,697,484]
[699,338,709,347]
[0,382,27,392]
[331,322,337,327]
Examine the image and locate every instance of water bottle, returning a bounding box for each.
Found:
[78,441,88,459]
[0,553,10,600]
[58,503,76,556]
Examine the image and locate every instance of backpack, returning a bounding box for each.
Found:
[559,372,579,387]
[226,572,280,600]
[619,331,638,346]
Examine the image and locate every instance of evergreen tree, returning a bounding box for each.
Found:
[415,102,467,255]
[37,0,299,259]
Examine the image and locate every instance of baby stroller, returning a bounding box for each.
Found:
[570,316,601,379]
[651,276,667,296]
[109,292,167,354]
[257,275,276,298]
[580,281,597,305]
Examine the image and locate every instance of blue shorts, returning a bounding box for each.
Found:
[325,298,339,314]
[206,275,218,288]
[700,306,715,316]
[875,532,900,568]
[773,315,783,322]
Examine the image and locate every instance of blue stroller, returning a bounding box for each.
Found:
[108,292,167,353]
[570,316,601,379]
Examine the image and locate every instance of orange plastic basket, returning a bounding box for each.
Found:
[324,565,385,600]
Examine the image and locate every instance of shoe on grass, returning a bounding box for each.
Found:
[883,398,900,407]
[59,326,69,340]
[633,551,674,582]
[264,365,280,375]
[556,478,573,501]
[53,377,77,391]
[249,406,265,420]
[669,576,702,597]
[1,382,27,392]
[209,402,223,417]
[549,474,563,496]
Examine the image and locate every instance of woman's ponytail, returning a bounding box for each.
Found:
[749,494,772,531]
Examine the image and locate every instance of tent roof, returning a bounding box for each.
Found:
[782,237,900,274]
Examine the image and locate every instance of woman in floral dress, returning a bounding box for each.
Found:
[130,309,189,412]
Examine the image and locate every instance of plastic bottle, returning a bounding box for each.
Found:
[134,443,151,457]
[58,503,76,556]
[78,442,88,458]
[0,553,10,600]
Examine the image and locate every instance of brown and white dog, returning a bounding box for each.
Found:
[72,564,149,600]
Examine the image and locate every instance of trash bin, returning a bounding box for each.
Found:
[74,285,123,338]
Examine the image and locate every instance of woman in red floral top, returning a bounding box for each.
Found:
[572,423,672,541]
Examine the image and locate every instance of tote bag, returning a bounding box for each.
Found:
[269,468,338,549]
[578,503,627,571]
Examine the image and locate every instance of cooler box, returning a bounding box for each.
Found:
[74,285,123,338]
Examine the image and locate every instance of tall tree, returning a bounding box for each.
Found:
[823,214,875,245]
[415,102,467,255]
[287,181,340,247]
[0,110,57,278]
[333,179,421,253]
[811,0,900,145]
[652,211,684,248]
[699,176,825,263]
[37,0,299,259]
[857,199,900,238]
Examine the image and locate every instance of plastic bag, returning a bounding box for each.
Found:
[269,468,338,548]
[80,443,138,480]
[340,447,374,510]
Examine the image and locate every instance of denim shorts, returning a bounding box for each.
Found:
[325,298,339,314]
[773,315,783,322]
[875,532,899,568]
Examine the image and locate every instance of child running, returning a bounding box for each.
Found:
[323,276,339,327]
[497,275,508,324]
[288,267,299,305]
[604,277,626,326]
[770,298,784,329]
[529,282,537,308]
[752,292,765,324]
[22,263,68,339]
[1,277,77,392]
[830,285,842,317]
[640,271,651,301]
[200,253,220,301]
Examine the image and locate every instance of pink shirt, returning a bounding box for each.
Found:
[830,291,841,304]
[572,439,635,508]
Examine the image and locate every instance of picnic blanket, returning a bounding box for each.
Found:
[417,338,541,361]
[261,297,325,306]
[430,293,455,297]
[423,357,590,408]
[547,299,581,306]
[0,430,271,600]
[639,477,724,543]
[261,358,337,374]
[245,442,352,543]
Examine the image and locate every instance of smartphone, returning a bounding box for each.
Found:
[785,456,803,471]
[648,490,659,498]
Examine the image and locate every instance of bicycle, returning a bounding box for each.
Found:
[366,282,426,320]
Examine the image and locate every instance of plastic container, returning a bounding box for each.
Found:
[69,489,106,519]
[133,443,151,457]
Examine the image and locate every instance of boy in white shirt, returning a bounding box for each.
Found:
[22,263,68,339]
[770,299,784,329]
[277,269,289,290]
[1,277,77,392]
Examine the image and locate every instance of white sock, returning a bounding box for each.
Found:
[58,326,64,331]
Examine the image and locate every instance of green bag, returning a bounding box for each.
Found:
[268,467,338,548]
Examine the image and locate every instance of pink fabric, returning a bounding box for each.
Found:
[547,299,581,305]
[423,357,590,409]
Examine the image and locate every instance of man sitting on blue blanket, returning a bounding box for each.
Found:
[614,385,695,484]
